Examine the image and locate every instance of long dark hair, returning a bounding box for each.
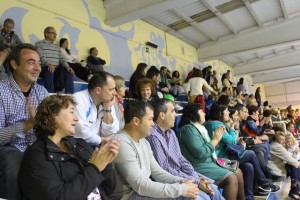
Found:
[179,104,202,128]
[172,70,180,78]
[59,38,71,55]
[133,63,147,77]
[208,103,228,122]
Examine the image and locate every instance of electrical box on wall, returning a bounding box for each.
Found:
[145,41,158,49]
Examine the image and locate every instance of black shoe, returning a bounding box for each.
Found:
[253,187,270,197]
[260,183,280,193]
[289,192,300,200]
[266,171,285,182]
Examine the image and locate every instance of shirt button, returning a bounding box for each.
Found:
[50,155,53,158]
[61,157,64,161]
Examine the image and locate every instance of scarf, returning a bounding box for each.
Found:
[192,122,217,159]
[114,95,124,119]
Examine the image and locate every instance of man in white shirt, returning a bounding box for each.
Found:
[73,71,119,146]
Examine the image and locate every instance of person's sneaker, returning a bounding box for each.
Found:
[266,171,284,182]
[289,191,300,200]
[257,185,272,193]
[253,187,270,197]
[259,183,280,193]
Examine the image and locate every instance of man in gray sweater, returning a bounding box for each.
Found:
[112,100,199,200]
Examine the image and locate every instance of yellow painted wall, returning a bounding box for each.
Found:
[0,0,199,80]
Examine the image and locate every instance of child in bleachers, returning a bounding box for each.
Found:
[285,134,300,161]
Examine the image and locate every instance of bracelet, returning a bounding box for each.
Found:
[103,109,112,112]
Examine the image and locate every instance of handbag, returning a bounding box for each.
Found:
[216,158,239,172]
[226,144,245,158]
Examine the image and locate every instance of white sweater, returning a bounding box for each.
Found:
[186,77,214,96]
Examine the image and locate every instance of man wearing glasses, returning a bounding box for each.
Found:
[35,26,74,93]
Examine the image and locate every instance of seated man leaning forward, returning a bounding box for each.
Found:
[112,100,199,200]
[73,71,119,146]
[146,98,224,200]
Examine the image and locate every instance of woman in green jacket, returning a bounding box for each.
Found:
[177,104,245,200]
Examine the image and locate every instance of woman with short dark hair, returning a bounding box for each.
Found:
[19,95,120,200]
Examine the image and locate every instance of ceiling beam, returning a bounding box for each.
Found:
[200,39,300,62]
[198,15,300,61]
[143,18,198,47]
[255,52,262,59]
[170,10,217,41]
[252,67,300,84]
[200,0,238,34]
[197,15,300,62]
[104,0,196,26]
[243,0,262,27]
[234,50,300,75]
[279,0,289,20]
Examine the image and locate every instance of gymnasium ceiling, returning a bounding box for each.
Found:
[104,0,300,86]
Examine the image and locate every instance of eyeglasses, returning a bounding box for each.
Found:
[47,32,57,35]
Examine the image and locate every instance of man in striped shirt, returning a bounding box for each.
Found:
[147,98,224,200]
[35,26,74,93]
[0,43,48,199]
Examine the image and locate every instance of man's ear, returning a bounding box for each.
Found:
[159,111,165,120]
[132,117,140,126]
[10,60,17,70]
[95,87,102,95]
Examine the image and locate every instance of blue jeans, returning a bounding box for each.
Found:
[128,183,224,200]
[240,163,254,200]
[41,66,74,93]
[286,164,300,180]
[247,143,269,170]
[0,146,23,200]
[233,150,269,199]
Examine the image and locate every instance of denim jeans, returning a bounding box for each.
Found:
[240,163,254,200]
[238,150,269,186]
[232,150,269,200]
[0,146,23,200]
[246,143,269,170]
[286,164,300,180]
[41,66,74,93]
[129,183,224,200]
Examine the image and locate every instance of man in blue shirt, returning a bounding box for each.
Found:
[147,98,224,200]
[0,43,48,199]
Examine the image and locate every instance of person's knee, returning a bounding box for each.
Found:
[240,163,253,176]
[225,174,238,186]
[235,168,243,179]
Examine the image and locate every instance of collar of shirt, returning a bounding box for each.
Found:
[152,124,172,142]
[8,75,36,96]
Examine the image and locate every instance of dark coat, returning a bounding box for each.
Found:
[19,136,116,200]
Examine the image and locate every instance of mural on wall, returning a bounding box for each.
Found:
[0,0,200,80]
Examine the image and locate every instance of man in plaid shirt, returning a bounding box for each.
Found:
[0,43,48,200]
